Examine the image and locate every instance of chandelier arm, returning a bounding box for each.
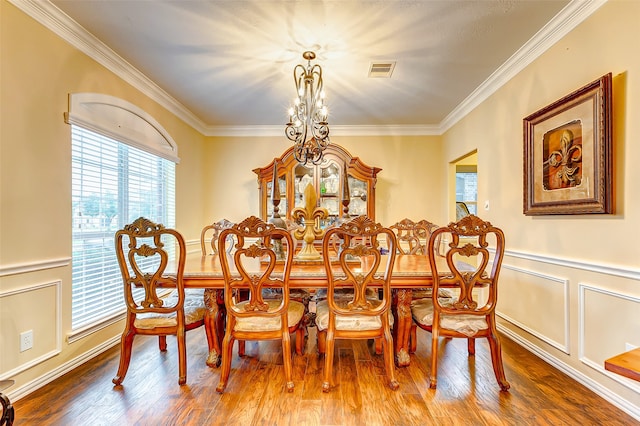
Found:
[286,52,330,165]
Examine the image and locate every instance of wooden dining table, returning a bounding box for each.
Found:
[181,251,447,368]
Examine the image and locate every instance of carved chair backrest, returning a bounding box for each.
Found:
[321,216,397,318]
[428,214,505,318]
[200,218,234,255]
[389,218,438,255]
[218,216,294,330]
[115,217,186,318]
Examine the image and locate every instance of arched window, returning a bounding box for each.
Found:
[66,93,178,339]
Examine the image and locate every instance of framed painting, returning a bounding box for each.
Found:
[523,73,612,215]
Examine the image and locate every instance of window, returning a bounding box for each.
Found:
[455,165,477,218]
[71,126,176,333]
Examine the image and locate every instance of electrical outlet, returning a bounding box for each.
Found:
[625,342,638,352]
[20,330,33,352]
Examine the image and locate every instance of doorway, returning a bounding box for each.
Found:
[449,151,478,222]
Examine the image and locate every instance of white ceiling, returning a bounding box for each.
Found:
[39,0,596,136]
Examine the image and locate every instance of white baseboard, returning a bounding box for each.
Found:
[5,336,120,402]
[498,324,640,422]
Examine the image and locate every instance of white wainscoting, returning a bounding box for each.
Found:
[578,283,640,393]
[497,263,570,354]
[496,249,640,421]
[0,280,62,380]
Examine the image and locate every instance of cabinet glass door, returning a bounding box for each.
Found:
[294,163,314,209]
[266,175,287,217]
[319,162,341,228]
[348,175,368,217]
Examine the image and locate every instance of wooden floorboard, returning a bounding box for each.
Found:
[11,326,639,425]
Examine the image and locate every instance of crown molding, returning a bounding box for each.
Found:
[11,0,606,138]
[9,0,210,134]
[439,0,607,133]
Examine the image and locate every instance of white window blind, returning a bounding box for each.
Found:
[71,125,176,331]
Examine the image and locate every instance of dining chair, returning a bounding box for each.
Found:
[389,218,452,353]
[388,218,453,354]
[200,218,234,255]
[389,217,426,255]
[112,217,210,386]
[215,216,305,393]
[411,214,510,391]
[222,216,309,359]
[317,215,399,392]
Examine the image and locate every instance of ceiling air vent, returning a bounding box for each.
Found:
[368,61,396,78]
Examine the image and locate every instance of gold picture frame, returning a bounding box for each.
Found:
[523,73,612,215]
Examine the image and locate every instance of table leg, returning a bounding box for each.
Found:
[204,289,224,367]
[392,288,412,367]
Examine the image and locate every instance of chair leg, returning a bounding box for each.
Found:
[486,327,510,391]
[112,329,135,385]
[281,332,295,392]
[238,340,246,357]
[429,329,439,389]
[374,338,383,354]
[159,335,167,352]
[216,333,235,393]
[383,323,399,390]
[295,327,305,356]
[409,324,417,353]
[322,330,335,392]
[176,329,187,385]
[467,337,475,355]
[317,329,326,356]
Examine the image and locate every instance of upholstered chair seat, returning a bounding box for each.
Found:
[233,299,305,332]
[134,289,207,329]
[412,288,455,300]
[316,297,394,332]
[411,297,488,337]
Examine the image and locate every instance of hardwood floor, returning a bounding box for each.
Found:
[12,326,638,425]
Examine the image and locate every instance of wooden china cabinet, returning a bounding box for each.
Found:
[253,144,381,228]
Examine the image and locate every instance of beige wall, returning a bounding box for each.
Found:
[202,135,445,227]
[0,1,206,393]
[443,0,640,412]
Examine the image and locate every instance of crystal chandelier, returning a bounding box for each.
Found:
[285,51,330,165]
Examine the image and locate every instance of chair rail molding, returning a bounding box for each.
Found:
[502,249,640,281]
[0,258,70,277]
